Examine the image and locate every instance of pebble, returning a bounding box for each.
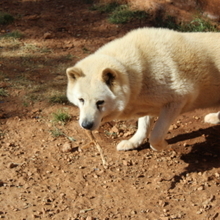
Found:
[215,172,220,178]
[122,160,132,166]
[131,210,137,215]
[43,32,52,39]
[123,131,134,137]
[122,160,128,166]
[110,126,119,134]
[197,185,204,191]
[159,200,166,207]
[8,162,18,169]
[86,216,94,220]
[61,142,72,153]
[196,209,203,214]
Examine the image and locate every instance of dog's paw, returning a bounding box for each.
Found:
[204,112,220,124]
[117,140,137,151]
[150,145,158,151]
[149,140,169,151]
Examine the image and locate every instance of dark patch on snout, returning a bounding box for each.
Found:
[81,120,94,130]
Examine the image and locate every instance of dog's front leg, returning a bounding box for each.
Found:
[117,116,154,151]
[149,102,184,151]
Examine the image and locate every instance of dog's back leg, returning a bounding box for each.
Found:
[204,111,220,124]
[117,116,154,151]
[149,101,185,151]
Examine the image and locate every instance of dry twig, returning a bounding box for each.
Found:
[85,130,108,169]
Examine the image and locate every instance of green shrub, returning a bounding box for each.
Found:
[0,12,14,25]
[0,88,8,97]
[90,2,148,24]
[179,17,218,32]
[52,110,71,124]
[1,31,24,39]
[49,94,68,104]
[108,5,148,24]
[154,14,218,32]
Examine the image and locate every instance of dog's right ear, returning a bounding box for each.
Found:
[66,67,83,81]
[101,68,118,87]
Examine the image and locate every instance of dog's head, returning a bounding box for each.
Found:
[66,54,130,130]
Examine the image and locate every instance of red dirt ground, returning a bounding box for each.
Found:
[0,0,220,220]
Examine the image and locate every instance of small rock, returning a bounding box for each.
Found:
[170,214,178,218]
[159,200,166,207]
[131,210,137,215]
[26,15,40,20]
[61,142,72,153]
[137,174,145,178]
[197,186,204,191]
[196,209,203,214]
[43,32,52,39]
[210,213,219,220]
[110,126,119,133]
[122,160,132,166]
[183,142,188,147]
[215,172,220,178]
[122,160,128,166]
[6,142,15,147]
[8,162,18,169]
[123,131,133,137]
[85,217,94,220]
[54,75,65,80]
[93,174,98,178]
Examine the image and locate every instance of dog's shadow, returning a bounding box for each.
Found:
[169,125,220,188]
[139,125,220,189]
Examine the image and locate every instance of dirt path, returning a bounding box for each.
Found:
[0,0,220,219]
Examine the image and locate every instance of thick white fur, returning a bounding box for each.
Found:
[66,27,220,151]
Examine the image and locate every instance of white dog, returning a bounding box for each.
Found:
[66,27,220,151]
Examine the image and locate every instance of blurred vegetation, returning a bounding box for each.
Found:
[90,1,219,31]
[0,31,24,39]
[0,12,14,25]
[90,2,149,24]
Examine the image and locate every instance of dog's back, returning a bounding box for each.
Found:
[96,28,220,113]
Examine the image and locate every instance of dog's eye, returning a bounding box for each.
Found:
[96,100,104,109]
[79,98,84,104]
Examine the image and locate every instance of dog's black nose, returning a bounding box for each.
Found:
[81,120,94,130]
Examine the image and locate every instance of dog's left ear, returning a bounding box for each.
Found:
[66,66,83,82]
[101,68,117,87]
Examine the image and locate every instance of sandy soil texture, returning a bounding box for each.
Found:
[0,0,220,219]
